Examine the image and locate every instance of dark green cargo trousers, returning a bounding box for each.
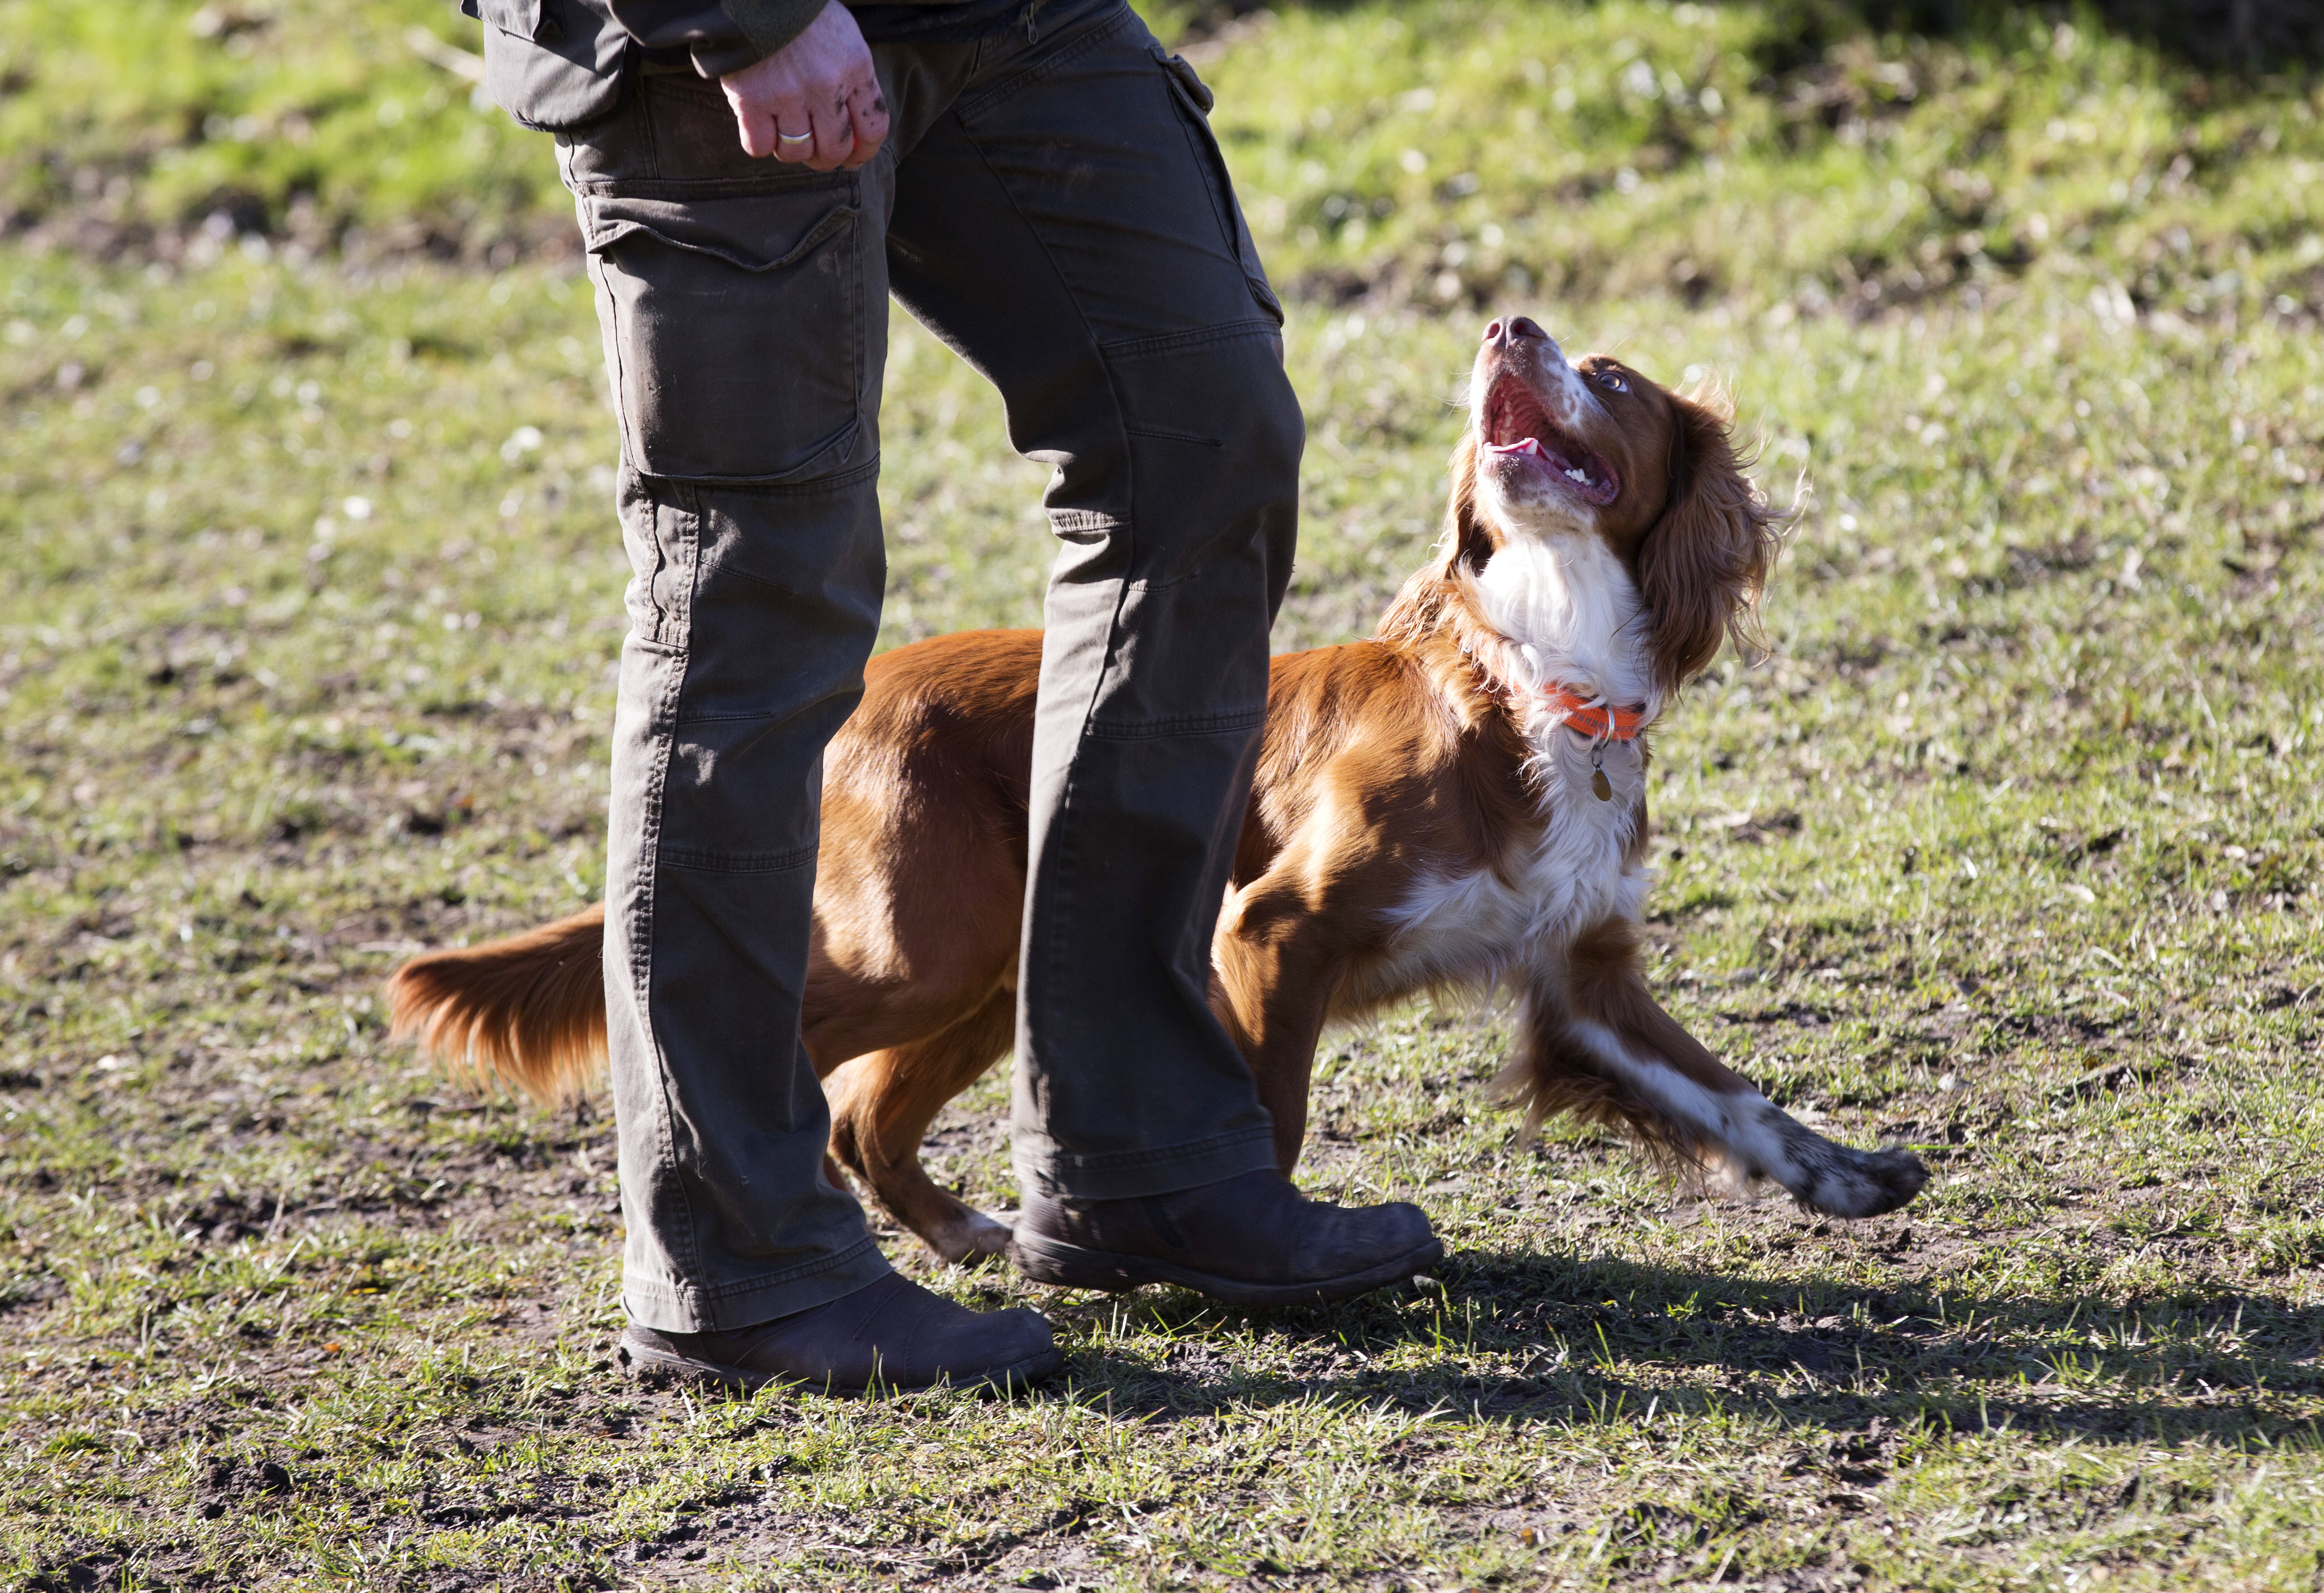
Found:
[558,0,1302,1331]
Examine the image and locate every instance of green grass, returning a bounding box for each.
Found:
[1191,0,2324,323]
[0,0,560,261]
[3,1,2323,1589]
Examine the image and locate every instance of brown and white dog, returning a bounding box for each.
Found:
[389,316,1928,1265]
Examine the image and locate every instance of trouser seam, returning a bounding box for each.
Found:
[842,167,868,446]
[1158,57,1240,263]
[657,844,817,873]
[634,479,706,1287]
[1025,1123,1275,1174]
[1084,704,1267,740]
[566,150,638,492]
[636,81,663,181]
[633,1234,887,1308]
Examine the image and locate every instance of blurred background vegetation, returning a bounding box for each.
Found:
[2,0,2321,323]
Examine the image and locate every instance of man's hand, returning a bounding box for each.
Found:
[720,1,888,171]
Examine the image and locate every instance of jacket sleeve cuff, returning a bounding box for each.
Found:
[711,0,829,66]
[691,37,773,77]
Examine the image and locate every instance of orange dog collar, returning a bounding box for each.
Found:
[1536,685,1647,741]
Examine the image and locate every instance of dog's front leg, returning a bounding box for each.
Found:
[1499,918,1928,1218]
[1213,878,1347,1174]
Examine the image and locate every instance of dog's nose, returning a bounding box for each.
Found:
[1483,316,1545,346]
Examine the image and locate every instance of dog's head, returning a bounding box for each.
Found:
[1442,315,1782,696]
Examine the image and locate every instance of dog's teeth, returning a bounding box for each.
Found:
[1565,466,1587,482]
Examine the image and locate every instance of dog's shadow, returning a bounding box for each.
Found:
[1019,1246,2324,1450]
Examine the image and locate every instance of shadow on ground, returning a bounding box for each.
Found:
[1015,1246,2324,1448]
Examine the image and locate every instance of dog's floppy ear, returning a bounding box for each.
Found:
[1637,386,1783,697]
[1436,432,1498,579]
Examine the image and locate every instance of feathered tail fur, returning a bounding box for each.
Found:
[385,904,610,1104]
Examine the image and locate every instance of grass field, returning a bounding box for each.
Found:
[3,1,2323,1588]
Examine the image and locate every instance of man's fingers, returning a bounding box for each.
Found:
[841,86,889,170]
[803,100,853,171]
[773,115,818,164]
[733,102,779,160]
[724,82,812,162]
[731,91,847,167]
[719,1,880,162]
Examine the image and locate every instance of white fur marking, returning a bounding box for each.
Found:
[1382,534,1654,989]
[1567,1020,1792,1189]
[1562,1022,1921,1217]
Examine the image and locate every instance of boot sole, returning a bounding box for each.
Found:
[1009,1231,1444,1307]
[615,1328,1063,1397]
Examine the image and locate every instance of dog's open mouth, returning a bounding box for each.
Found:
[1482,375,1618,505]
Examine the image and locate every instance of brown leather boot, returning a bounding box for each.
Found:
[1010,1168,1442,1306]
[615,1272,1061,1395]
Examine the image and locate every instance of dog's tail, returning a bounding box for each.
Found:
[386,903,609,1104]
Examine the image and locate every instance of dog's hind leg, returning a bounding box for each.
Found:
[823,989,1019,1264]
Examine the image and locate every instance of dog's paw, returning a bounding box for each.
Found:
[1798,1143,1929,1219]
[1748,1106,1929,1218]
[930,1208,1016,1266]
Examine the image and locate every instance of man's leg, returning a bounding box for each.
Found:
[885,0,1438,1300]
[560,71,1053,1383]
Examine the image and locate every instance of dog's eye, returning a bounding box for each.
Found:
[1592,368,1629,394]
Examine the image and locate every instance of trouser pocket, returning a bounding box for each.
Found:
[470,0,553,40]
[1075,321,1300,730]
[1154,49,1284,331]
[582,185,868,483]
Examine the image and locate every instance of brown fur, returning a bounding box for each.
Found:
[388,329,1928,1262]
[1488,917,1755,1177]
[388,908,607,1104]
[1637,382,1783,696]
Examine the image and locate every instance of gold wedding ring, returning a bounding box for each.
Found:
[777,130,813,145]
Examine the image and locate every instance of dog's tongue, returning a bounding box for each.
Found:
[1488,437,1546,458]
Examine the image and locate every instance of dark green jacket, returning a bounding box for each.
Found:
[464,0,966,130]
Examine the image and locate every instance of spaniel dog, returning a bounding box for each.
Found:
[389,315,1928,1263]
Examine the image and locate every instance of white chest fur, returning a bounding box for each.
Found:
[1386,535,1653,987]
